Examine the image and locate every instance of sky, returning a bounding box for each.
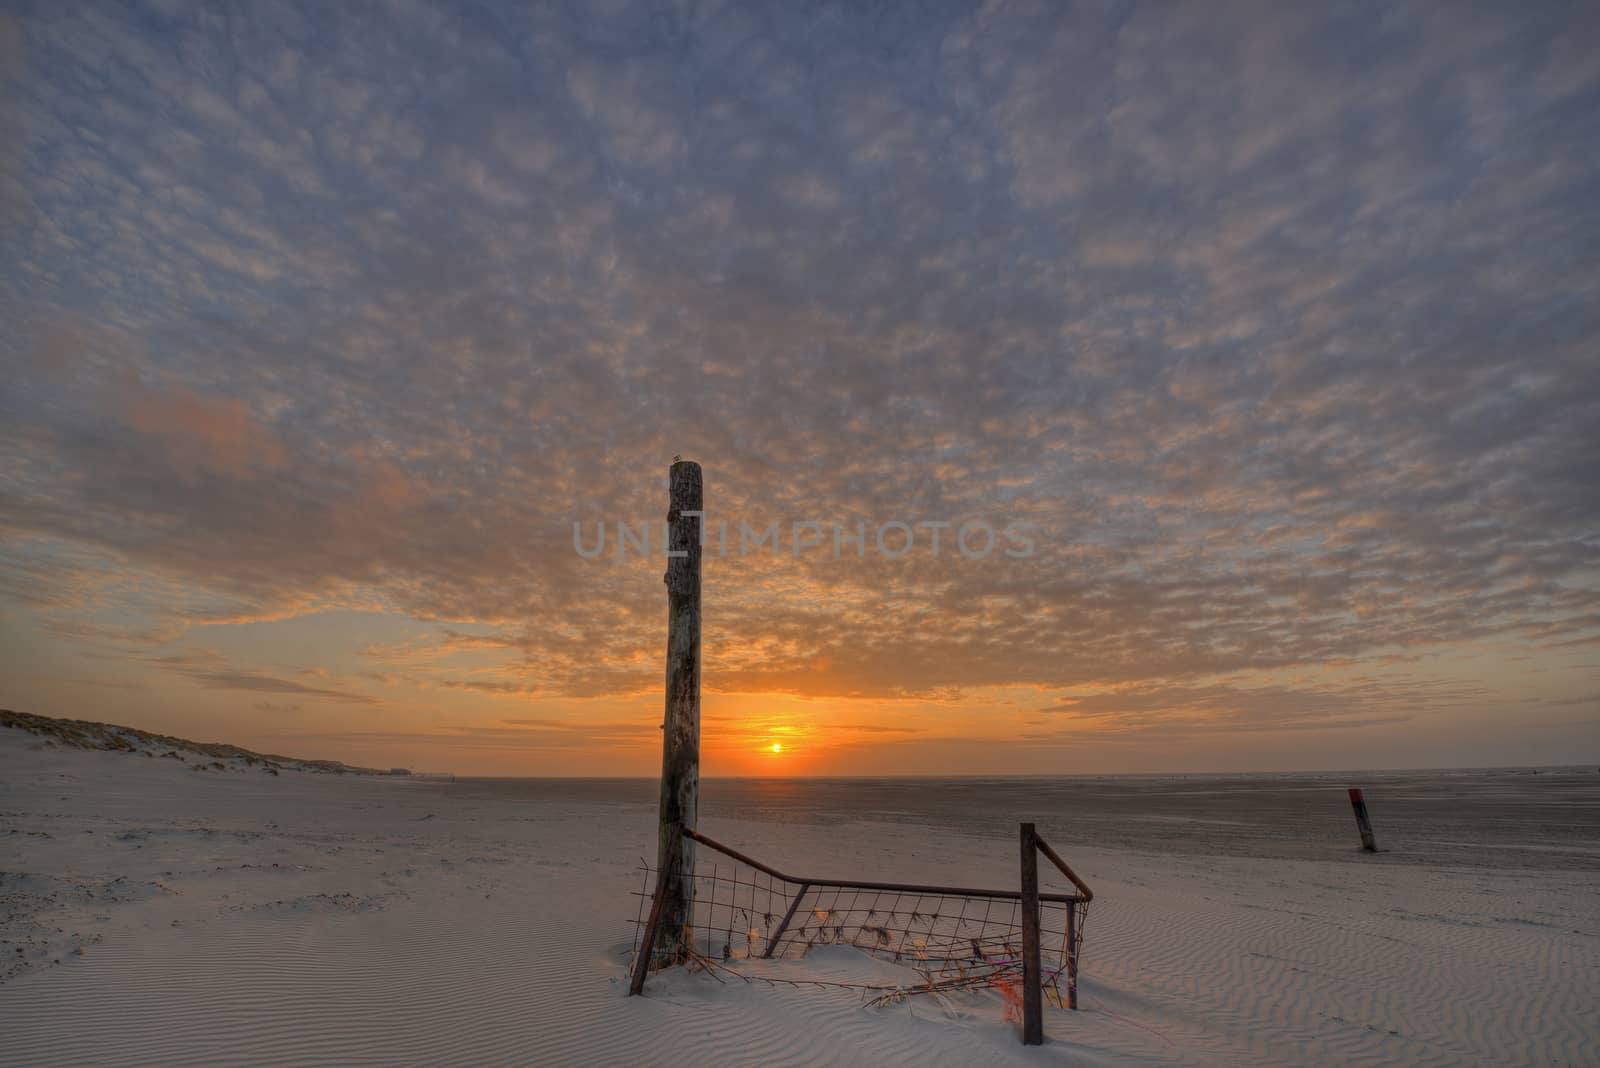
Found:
[1,1,1597,777]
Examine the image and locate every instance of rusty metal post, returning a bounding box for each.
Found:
[1020,822,1043,1045]
[655,460,703,963]
[1066,900,1078,1010]
[761,882,811,959]
[628,836,675,996]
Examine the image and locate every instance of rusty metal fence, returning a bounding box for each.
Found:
[628,826,1091,1022]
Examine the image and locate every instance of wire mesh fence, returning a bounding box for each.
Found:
[628,828,1089,1009]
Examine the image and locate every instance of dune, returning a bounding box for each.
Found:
[2,720,1596,1066]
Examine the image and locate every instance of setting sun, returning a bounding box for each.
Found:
[770,743,782,753]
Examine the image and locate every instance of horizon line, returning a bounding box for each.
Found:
[447,763,1599,781]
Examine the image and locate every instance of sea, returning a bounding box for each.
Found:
[441,766,1600,872]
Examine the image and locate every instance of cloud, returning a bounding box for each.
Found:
[182,671,376,704]
[0,1,1595,749]
[121,381,291,478]
[281,719,661,754]
[144,649,378,705]
[1037,674,1486,737]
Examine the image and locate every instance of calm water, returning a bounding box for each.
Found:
[444,767,1600,871]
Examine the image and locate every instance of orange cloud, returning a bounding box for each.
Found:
[122,382,290,478]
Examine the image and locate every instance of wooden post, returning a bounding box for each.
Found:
[1019,822,1043,1045]
[1348,787,1377,852]
[654,459,703,964]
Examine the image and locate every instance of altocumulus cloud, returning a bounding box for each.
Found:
[0,1,1597,741]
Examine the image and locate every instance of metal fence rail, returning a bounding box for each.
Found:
[628,825,1091,1022]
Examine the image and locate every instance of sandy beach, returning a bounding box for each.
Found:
[3,726,1596,1067]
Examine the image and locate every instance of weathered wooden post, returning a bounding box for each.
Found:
[1019,822,1044,1045]
[1348,787,1378,852]
[655,459,703,964]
